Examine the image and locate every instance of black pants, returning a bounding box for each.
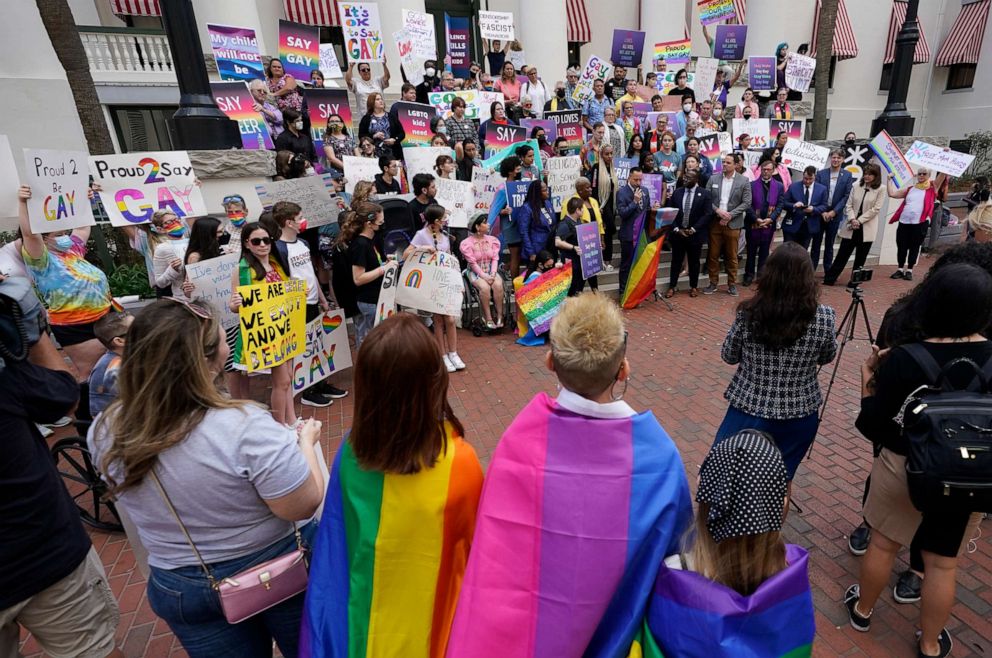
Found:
[567,256,598,296]
[619,238,635,294]
[602,204,616,263]
[824,231,872,284]
[896,222,927,269]
[745,235,771,279]
[668,234,702,289]
[783,221,816,250]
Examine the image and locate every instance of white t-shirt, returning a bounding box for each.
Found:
[719,176,734,211]
[521,80,550,118]
[900,186,927,225]
[0,240,27,278]
[350,75,386,117]
[282,238,320,305]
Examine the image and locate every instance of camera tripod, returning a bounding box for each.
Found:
[819,284,874,421]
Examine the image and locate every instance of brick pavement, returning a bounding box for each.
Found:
[22,258,992,658]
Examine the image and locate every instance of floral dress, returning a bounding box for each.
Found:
[268,75,303,113]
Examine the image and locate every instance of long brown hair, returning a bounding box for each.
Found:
[351,181,375,207]
[336,201,382,245]
[98,300,238,493]
[350,313,464,474]
[739,242,818,348]
[688,506,787,596]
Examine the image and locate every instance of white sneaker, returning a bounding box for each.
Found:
[604,264,615,272]
[448,352,466,370]
[443,354,457,373]
[36,423,54,438]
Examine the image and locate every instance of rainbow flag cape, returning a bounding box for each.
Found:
[620,210,665,309]
[447,393,692,658]
[516,261,573,335]
[300,427,484,658]
[628,544,815,658]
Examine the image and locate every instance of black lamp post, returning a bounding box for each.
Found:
[871,0,920,137]
[160,0,242,149]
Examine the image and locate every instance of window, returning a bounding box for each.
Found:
[879,63,893,91]
[318,27,346,73]
[567,42,583,70]
[946,63,976,90]
[110,106,177,153]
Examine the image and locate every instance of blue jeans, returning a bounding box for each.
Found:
[355,301,376,349]
[714,406,819,480]
[810,215,840,271]
[147,522,316,658]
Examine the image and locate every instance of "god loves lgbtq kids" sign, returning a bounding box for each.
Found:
[88,151,208,226]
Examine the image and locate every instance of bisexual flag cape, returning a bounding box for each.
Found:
[300,427,484,658]
[446,393,692,658]
[628,544,815,658]
[620,210,665,309]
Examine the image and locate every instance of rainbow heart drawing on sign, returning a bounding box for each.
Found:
[516,261,572,335]
[322,313,343,334]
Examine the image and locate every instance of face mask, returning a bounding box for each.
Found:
[845,138,856,146]
[329,123,342,133]
[743,113,752,120]
[556,88,565,98]
[53,235,73,251]
[163,220,186,238]
[293,121,304,131]
[228,211,247,228]
[437,125,447,135]
[683,104,692,113]
[425,67,436,78]
[305,167,316,177]
[297,218,308,231]
[713,109,723,117]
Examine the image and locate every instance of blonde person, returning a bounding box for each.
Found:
[962,188,992,242]
[150,209,190,298]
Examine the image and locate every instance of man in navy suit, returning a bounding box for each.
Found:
[811,149,854,272]
[781,165,828,253]
[616,167,662,294]
[664,169,713,297]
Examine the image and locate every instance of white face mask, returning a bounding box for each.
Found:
[683,103,693,113]
[425,67,436,78]
[713,109,723,117]
[305,167,316,176]
[293,121,304,130]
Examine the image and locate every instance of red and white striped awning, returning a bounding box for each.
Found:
[111,0,160,16]
[567,0,591,43]
[810,0,859,60]
[885,1,931,64]
[284,0,340,27]
[732,0,747,23]
[935,0,991,67]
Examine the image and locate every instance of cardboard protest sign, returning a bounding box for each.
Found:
[210,81,274,150]
[905,140,975,177]
[291,309,352,394]
[785,54,815,93]
[484,123,525,158]
[781,138,830,172]
[577,222,603,279]
[545,110,583,154]
[278,20,319,81]
[611,30,646,68]
[393,102,436,146]
[657,71,695,95]
[572,55,613,103]
[338,2,384,62]
[505,180,531,210]
[478,11,514,40]
[547,155,582,211]
[22,149,94,234]
[433,178,475,228]
[403,146,454,179]
[342,156,381,193]
[0,136,18,230]
[207,24,265,81]
[395,250,464,316]
[256,177,341,229]
[319,44,343,79]
[186,252,240,329]
[869,130,915,188]
[654,40,691,65]
[429,90,503,121]
[401,8,435,84]
[393,28,423,87]
[374,260,399,326]
[89,151,205,227]
[471,167,503,212]
[698,0,737,24]
[237,279,307,372]
[770,118,804,141]
[732,117,770,150]
[516,261,572,335]
[749,56,776,91]
[694,58,719,102]
[714,25,747,60]
[304,88,353,157]
[445,13,471,78]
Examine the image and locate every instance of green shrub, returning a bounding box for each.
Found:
[108,263,153,298]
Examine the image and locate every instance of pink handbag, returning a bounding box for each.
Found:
[151,471,310,624]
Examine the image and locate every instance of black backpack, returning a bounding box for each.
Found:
[897,343,992,513]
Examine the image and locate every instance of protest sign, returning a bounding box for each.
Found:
[403,146,454,179]
[694,58,719,102]
[478,11,514,40]
[869,130,915,188]
[642,174,666,205]
[785,54,815,93]
[629,102,653,127]
[654,39,692,65]
[572,55,613,103]
[0,136,18,230]
[445,13,471,78]
[433,178,474,228]
[278,20,319,81]
[402,8,436,83]
[545,110,583,154]
[749,56,776,91]
[576,222,603,279]
[292,309,353,394]
[471,167,503,212]
[770,118,804,141]
[207,24,264,81]
[548,156,582,212]
[393,101,436,146]
[643,112,675,132]
[505,180,531,210]
[714,24,747,60]
[516,261,572,335]
[905,140,975,177]
[338,2,384,62]
[374,260,399,326]
[614,156,638,189]
[393,28,423,87]
[89,151,205,227]
[657,70,695,95]
[304,88,353,157]
[319,44,343,79]
[256,177,341,228]
[210,81,274,150]
[186,252,240,329]
[741,149,763,169]
[22,149,94,234]
[429,90,502,121]
[237,279,307,372]
[698,0,737,24]
[342,155,381,193]
[781,138,830,172]
[611,29,646,68]
[520,119,557,143]
[732,117,770,149]
[481,138,542,173]
[697,134,725,173]
[483,123,525,158]
[395,250,464,316]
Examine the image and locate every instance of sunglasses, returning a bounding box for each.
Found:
[222,195,245,205]
[359,67,370,73]
[249,237,272,246]
[163,297,211,320]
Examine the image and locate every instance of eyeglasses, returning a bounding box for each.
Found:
[359,67,370,73]
[249,237,272,246]
[163,296,211,320]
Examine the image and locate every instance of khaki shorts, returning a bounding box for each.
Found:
[0,547,119,658]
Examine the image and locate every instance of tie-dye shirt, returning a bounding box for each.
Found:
[23,235,112,326]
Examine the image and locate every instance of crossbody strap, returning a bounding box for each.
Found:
[149,470,218,588]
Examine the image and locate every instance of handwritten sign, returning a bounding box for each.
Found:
[611,29,646,68]
[429,90,503,121]
[237,279,307,372]
[657,70,695,95]
[393,28,422,87]
[785,54,816,93]
[781,138,830,172]
[291,309,352,393]
[207,24,264,81]
[342,155,381,194]
[698,0,737,25]
[714,24,747,60]
[402,8,435,84]
[573,54,613,103]
[256,177,341,229]
[210,81,274,150]
[403,146,454,179]
[654,39,692,65]
[733,117,770,149]
[577,221,603,280]
[22,149,94,234]
[905,140,975,178]
[433,177,474,228]
[749,56,776,91]
[278,20,319,81]
[694,57,719,102]
[471,167,503,212]
[186,252,240,329]
[319,43,342,79]
[478,11,514,40]
[395,250,464,316]
[338,2,384,62]
[89,151,205,227]
[516,261,572,335]
[869,130,915,188]
[374,260,399,326]
[547,155,582,211]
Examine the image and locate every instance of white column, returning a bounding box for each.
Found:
[377,0,427,92]
[517,0,569,82]
[641,0,689,67]
[193,0,274,57]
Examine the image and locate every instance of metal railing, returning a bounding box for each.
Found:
[78,26,176,83]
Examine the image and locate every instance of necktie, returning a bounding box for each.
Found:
[683,187,693,227]
[805,186,812,207]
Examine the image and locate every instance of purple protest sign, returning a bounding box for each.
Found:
[576,221,603,279]
[714,24,748,60]
[445,13,470,78]
[611,29,646,68]
[642,174,666,206]
[749,56,776,91]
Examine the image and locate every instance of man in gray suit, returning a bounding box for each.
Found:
[704,153,752,296]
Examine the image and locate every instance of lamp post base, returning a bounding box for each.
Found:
[871,114,915,138]
[170,114,242,151]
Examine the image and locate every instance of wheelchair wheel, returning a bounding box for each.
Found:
[51,437,124,533]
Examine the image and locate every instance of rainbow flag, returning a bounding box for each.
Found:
[300,426,484,658]
[447,393,692,658]
[621,210,665,309]
[516,261,573,334]
[628,544,815,657]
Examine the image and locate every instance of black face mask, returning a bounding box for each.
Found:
[556,88,566,98]
[845,139,856,146]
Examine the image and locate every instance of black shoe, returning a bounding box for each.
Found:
[844,584,872,632]
[848,524,871,556]
[742,274,754,287]
[302,390,333,407]
[904,270,914,281]
[823,279,836,286]
[891,270,904,279]
[894,569,923,604]
[916,628,953,658]
[702,283,718,295]
[318,383,349,399]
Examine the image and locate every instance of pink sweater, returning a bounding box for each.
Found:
[459,234,501,276]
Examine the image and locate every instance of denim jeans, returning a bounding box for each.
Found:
[355,301,377,349]
[146,522,316,658]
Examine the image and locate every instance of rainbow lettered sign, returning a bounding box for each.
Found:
[278,20,320,81]
[654,39,692,65]
[89,151,207,227]
[291,309,352,393]
[338,2,384,62]
[209,81,274,150]
[22,149,95,234]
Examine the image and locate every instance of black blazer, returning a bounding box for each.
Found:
[358,112,404,160]
[666,186,713,243]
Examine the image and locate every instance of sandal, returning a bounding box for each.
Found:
[916,628,952,658]
[689,288,699,298]
[485,320,496,330]
[664,287,676,299]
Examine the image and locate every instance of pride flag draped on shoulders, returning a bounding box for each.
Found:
[446,391,692,658]
[621,210,665,309]
[300,425,483,658]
